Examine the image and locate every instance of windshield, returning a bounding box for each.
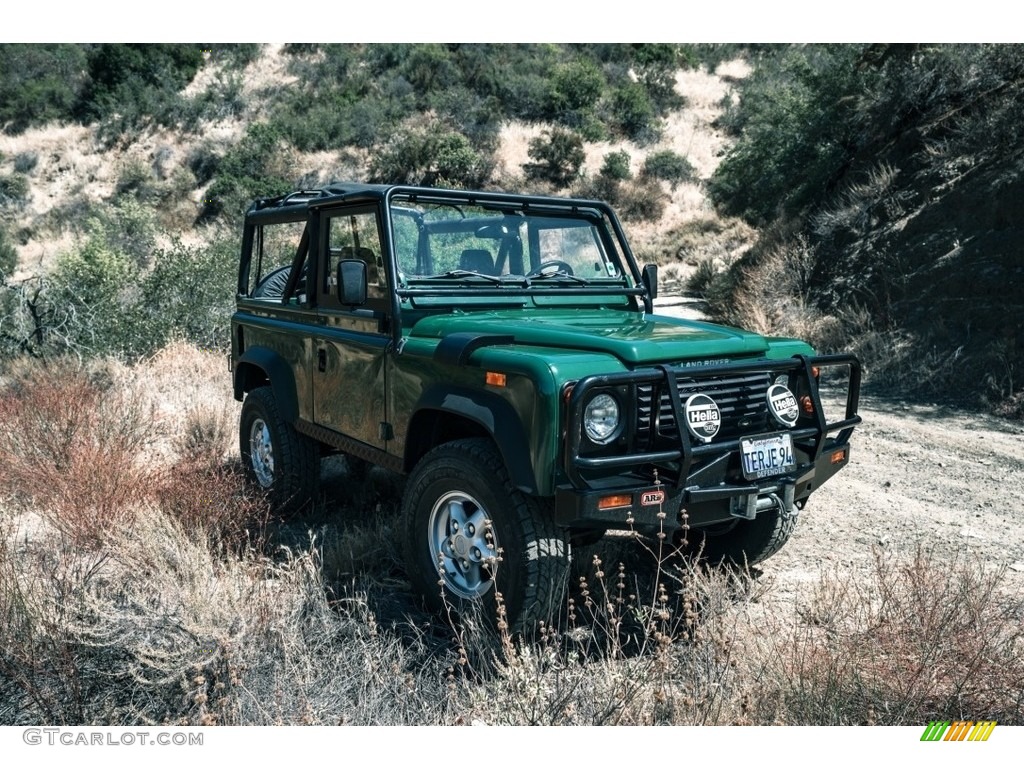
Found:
[390,197,627,285]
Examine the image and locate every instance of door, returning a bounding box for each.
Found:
[313,205,390,449]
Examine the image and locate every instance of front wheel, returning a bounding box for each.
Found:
[401,438,570,634]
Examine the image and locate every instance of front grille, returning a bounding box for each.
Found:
[637,371,771,446]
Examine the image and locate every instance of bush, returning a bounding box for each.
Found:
[629,43,689,109]
[0,227,17,278]
[523,128,585,189]
[642,150,695,188]
[0,44,88,132]
[617,177,666,222]
[544,59,607,139]
[600,150,632,181]
[708,46,866,225]
[138,237,238,352]
[0,207,237,361]
[13,152,38,174]
[76,43,204,125]
[0,173,29,208]
[0,362,152,547]
[115,157,161,201]
[610,83,659,143]
[399,44,460,94]
[202,123,295,222]
[368,126,491,187]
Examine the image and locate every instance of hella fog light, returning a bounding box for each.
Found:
[584,393,620,444]
[767,383,800,427]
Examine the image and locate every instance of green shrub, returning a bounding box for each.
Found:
[523,128,585,189]
[600,150,632,181]
[368,127,491,187]
[642,150,695,187]
[138,238,238,351]
[76,44,204,125]
[202,123,294,222]
[708,46,866,225]
[0,174,29,208]
[0,227,16,278]
[0,44,88,132]
[609,83,659,143]
[629,43,689,109]
[544,59,606,139]
[187,143,221,185]
[115,158,160,201]
[49,224,144,358]
[399,44,460,93]
[13,152,38,175]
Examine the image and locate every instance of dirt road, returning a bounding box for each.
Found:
[650,298,1024,597]
[769,395,1024,598]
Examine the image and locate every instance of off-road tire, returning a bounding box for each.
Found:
[402,438,571,635]
[239,386,320,515]
[686,507,796,567]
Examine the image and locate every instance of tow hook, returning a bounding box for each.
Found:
[731,481,797,521]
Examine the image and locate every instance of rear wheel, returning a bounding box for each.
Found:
[686,507,796,566]
[402,438,570,634]
[239,386,320,515]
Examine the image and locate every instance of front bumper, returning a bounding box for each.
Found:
[556,354,861,534]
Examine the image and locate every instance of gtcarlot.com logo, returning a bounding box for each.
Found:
[920,721,997,742]
[23,728,203,747]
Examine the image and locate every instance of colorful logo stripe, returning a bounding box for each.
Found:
[920,721,996,741]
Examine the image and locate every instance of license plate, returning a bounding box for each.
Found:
[740,432,796,480]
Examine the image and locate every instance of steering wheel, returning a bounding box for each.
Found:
[526,260,575,277]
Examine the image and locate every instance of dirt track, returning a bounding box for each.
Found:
[767,395,1024,599]
[651,298,1024,599]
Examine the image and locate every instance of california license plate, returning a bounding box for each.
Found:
[740,432,796,480]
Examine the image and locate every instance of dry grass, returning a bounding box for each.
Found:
[3,346,1020,727]
[752,547,1024,724]
[0,360,153,546]
[2,358,1015,724]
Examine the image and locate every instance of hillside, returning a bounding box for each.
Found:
[704,44,1024,418]
[1,43,755,359]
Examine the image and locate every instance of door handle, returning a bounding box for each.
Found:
[317,348,327,372]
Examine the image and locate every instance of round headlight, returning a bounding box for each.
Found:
[773,373,789,388]
[584,393,620,444]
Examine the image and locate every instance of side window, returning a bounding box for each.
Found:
[323,208,387,309]
[249,220,308,301]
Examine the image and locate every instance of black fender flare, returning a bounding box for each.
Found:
[409,385,538,495]
[234,347,299,423]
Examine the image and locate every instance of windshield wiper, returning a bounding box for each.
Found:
[421,269,505,284]
[526,267,589,286]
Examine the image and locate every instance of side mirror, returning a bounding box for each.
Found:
[642,263,658,300]
[338,259,367,307]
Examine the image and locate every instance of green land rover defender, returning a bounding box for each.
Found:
[230,184,861,630]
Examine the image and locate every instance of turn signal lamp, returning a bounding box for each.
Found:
[598,494,632,510]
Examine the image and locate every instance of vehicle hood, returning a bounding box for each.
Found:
[408,309,770,365]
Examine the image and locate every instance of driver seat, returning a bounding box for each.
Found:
[459,248,495,275]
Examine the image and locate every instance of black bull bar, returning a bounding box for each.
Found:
[562,354,862,491]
